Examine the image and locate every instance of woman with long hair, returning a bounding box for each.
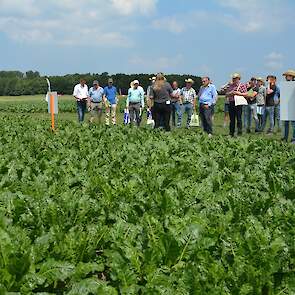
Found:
[149,73,174,131]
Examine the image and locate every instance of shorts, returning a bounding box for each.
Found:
[224,103,229,113]
[90,102,103,116]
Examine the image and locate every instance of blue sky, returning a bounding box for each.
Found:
[0,0,295,87]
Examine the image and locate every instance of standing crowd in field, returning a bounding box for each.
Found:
[73,69,295,143]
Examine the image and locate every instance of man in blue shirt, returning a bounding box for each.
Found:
[103,78,118,126]
[89,80,104,123]
[198,77,218,136]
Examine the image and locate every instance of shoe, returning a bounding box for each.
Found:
[237,131,243,136]
[246,129,251,134]
[208,134,213,138]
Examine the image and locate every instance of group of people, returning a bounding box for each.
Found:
[73,73,218,135]
[72,69,295,142]
[222,69,295,142]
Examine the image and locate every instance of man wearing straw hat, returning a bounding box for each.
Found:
[181,78,197,129]
[225,73,248,137]
[282,69,295,143]
[126,80,145,127]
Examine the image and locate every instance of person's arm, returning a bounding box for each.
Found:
[73,85,79,100]
[274,86,280,104]
[193,89,197,109]
[140,89,145,108]
[103,88,108,105]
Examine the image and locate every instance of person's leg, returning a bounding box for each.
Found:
[243,105,247,130]
[134,103,141,127]
[199,106,206,132]
[111,104,117,125]
[129,105,135,126]
[163,104,172,131]
[171,103,176,127]
[269,106,274,133]
[291,121,295,142]
[236,105,243,135]
[252,104,259,132]
[228,102,236,136]
[182,104,188,127]
[76,101,83,122]
[153,103,161,129]
[175,102,182,128]
[97,103,103,124]
[204,106,213,134]
[186,103,193,128]
[105,105,110,125]
[245,105,251,132]
[283,121,289,141]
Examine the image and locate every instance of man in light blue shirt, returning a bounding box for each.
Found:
[103,78,117,125]
[198,77,218,135]
[89,80,104,123]
[126,80,144,126]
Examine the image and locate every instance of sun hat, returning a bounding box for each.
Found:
[256,77,265,82]
[149,76,156,81]
[185,78,194,84]
[133,80,139,85]
[283,69,295,77]
[231,73,241,79]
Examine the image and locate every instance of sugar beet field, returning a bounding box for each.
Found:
[0,96,295,294]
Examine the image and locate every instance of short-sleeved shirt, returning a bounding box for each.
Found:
[104,86,117,105]
[89,86,104,103]
[226,83,248,102]
[171,88,181,102]
[181,87,197,104]
[150,82,173,104]
[73,84,89,100]
[198,84,218,106]
[256,86,266,106]
[266,85,280,107]
[247,86,259,104]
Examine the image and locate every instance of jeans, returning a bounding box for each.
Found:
[257,106,265,131]
[128,103,141,127]
[229,101,243,136]
[244,103,259,131]
[182,103,193,128]
[171,101,182,127]
[199,104,213,134]
[154,102,172,131]
[283,121,295,141]
[262,106,275,132]
[77,100,87,122]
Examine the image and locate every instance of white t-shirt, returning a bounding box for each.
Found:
[73,84,89,100]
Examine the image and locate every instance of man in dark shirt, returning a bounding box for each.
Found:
[262,75,280,134]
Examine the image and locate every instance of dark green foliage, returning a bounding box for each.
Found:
[0,116,295,294]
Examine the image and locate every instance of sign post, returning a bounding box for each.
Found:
[46,78,58,131]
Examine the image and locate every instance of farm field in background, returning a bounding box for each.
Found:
[0,96,294,294]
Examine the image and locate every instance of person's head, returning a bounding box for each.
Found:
[172,81,178,89]
[150,76,156,85]
[231,73,241,85]
[185,78,194,89]
[201,77,210,87]
[283,70,295,81]
[108,78,113,87]
[93,80,99,89]
[256,77,264,87]
[267,75,277,86]
[154,73,166,90]
[249,77,257,87]
[80,78,86,86]
[133,80,139,89]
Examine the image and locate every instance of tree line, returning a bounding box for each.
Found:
[0,71,202,96]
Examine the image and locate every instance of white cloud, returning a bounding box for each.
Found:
[152,18,185,34]
[265,52,284,70]
[0,0,157,47]
[217,0,294,33]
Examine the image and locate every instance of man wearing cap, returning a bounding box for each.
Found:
[73,78,89,123]
[181,78,197,128]
[225,73,248,136]
[103,78,117,126]
[256,77,267,131]
[282,70,295,143]
[126,80,145,127]
[198,77,218,136]
[88,80,104,123]
[171,81,182,128]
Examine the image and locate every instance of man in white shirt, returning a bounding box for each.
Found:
[73,78,89,122]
